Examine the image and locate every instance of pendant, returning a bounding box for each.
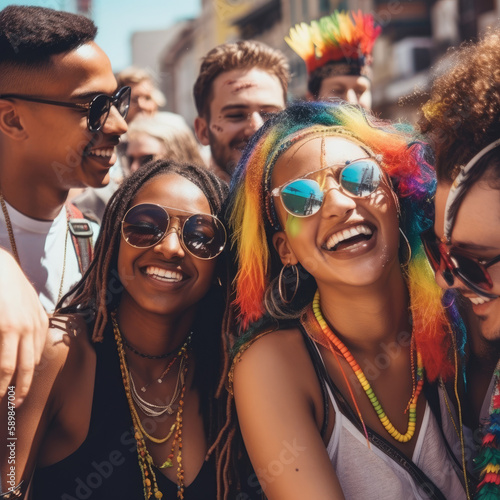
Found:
[141,386,146,393]
[157,378,163,383]
[159,458,173,469]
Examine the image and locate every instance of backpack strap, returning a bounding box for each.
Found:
[65,203,94,274]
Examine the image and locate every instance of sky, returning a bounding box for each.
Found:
[0,0,202,70]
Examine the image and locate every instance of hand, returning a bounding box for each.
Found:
[0,248,48,405]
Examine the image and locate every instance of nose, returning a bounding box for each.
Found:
[153,221,185,260]
[244,111,265,136]
[321,180,357,218]
[345,89,359,105]
[101,105,128,136]
[434,268,455,291]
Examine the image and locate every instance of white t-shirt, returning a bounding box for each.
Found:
[0,200,99,313]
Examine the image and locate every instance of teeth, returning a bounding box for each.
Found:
[90,148,113,158]
[468,295,492,305]
[325,224,372,250]
[144,266,183,282]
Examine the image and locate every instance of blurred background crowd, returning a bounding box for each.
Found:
[3,0,498,126]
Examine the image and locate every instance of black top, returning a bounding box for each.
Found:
[31,324,216,500]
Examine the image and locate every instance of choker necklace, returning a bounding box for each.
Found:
[129,334,192,416]
[312,290,423,443]
[121,330,189,360]
[0,190,69,305]
[112,311,189,499]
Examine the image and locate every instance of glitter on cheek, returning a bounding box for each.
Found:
[286,215,302,238]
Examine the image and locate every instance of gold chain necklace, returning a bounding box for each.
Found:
[0,190,69,305]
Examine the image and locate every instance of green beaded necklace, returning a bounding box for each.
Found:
[312,290,424,443]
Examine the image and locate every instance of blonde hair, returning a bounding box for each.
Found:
[127,113,204,166]
[117,66,166,107]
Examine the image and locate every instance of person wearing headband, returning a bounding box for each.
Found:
[286,10,381,109]
[419,28,500,499]
[215,101,467,499]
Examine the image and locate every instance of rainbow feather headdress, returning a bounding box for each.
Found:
[285,10,381,76]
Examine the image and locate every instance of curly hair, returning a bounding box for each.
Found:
[193,40,290,118]
[0,5,97,91]
[419,28,500,182]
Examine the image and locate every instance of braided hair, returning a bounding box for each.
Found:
[58,158,228,444]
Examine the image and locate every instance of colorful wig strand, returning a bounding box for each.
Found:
[228,100,466,382]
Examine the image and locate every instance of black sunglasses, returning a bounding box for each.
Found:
[0,86,131,132]
[121,203,227,260]
[420,227,500,298]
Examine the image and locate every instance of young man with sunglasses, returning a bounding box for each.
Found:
[0,6,128,402]
[419,29,500,495]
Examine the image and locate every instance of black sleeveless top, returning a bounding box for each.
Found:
[32,324,216,500]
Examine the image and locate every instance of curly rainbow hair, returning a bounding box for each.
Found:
[228,100,466,383]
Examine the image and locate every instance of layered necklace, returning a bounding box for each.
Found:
[312,290,424,443]
[112,312,190,500]
[475,359,500,499]
[129,334,192,417]
[0,190,69,305]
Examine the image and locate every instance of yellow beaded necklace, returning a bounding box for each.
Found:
[312,290,424,443]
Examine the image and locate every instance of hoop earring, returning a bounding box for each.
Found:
[399,227,412,267]
[278,264,299,304]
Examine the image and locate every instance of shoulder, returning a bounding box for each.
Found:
[232,326,320,407]
[234,327,309,369]
[45,314,93,370]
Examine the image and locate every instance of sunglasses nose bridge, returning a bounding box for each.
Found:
[153,222,185,258]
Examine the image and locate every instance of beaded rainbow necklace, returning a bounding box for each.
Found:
[312,290,424,443]
[475,359,500,499]
[112,312,189,500]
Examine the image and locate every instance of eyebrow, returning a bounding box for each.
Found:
[452,240,500,252]
[220,104,281,112]
[71,87,119,102]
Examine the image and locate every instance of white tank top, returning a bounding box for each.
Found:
[316,347,467,499]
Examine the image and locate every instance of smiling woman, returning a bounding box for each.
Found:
[0,160,228,499]
[215,101,469,500]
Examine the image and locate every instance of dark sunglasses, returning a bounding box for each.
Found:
[121,203,226,260]
[271,158,383,218]
[420,227,500,298]
[0,86,131,132]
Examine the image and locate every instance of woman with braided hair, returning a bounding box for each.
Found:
[215,101,468,499]
[0,160,228,499]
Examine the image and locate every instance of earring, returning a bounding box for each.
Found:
[278,263,299,304]
[399,227,412,267]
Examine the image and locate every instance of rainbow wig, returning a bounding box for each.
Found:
[285,10,381,76]
[228,100,466,382]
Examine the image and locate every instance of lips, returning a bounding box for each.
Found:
[143,266,184,283]
[323,224,373,251]
[465,294,494,306]
[87,148,114,158]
